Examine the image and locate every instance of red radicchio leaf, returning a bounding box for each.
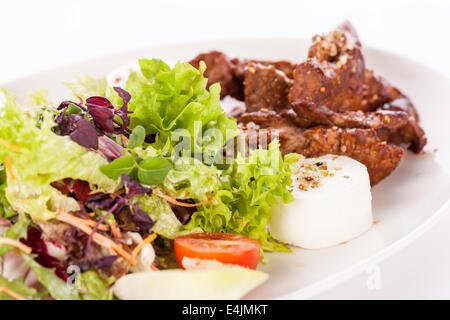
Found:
[20,227,68,281]
[51,179,96,204]
[85,96,114,108]
[70,119,99,150]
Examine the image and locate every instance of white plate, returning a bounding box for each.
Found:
[2,39,450,299]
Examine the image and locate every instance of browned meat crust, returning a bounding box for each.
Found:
[289,21,390,112]
[239,110,404,185]
[382,97,427,152]
[233,58,296,79]
[244,63,293,112]
[189,51,296,101]
[287,21,426,153]
[239,110,306,154]
[300,126,404,185]
[189,51,244,100]
[290,101,410,140]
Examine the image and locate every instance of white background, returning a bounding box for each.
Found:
[1,0,449,299]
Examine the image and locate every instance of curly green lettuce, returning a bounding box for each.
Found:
[125,59,239,156]
[64,75,108,100]
[25,87,53,107]
[185,141,300,251]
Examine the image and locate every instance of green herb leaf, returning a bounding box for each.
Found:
[100,155,136,180]
[127,125,146,149]
[67,103,83,115]
[137,157,173,186]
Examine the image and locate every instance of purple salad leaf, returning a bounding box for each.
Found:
[112,87,133,134]
[85,193,118,212]
[20,227,68,281]
[69,119,99,150]
[85,96,114,109]
[121,174,151,198]
[98,136,124,161]
[130,208,155,233]
[55,110,83,136]
[75,255,118,273]
[86,105,115,133]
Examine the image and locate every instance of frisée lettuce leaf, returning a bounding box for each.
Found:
[125,59,239,157]
[185,141,300,251]
[64,75,108,101]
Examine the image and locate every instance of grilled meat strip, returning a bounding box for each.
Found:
[239,110,404,185]
[289,21,390,112]
[244,62,293,112]
[288,21,426,152]
[189,51,296,101]
[190,21,426,184]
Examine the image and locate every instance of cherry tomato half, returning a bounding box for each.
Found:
[174,232,261,270]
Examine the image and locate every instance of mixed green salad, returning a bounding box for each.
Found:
[0,58,298,300]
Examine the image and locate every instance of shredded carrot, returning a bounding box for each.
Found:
[88,212,95,218]
[0,287,25,300]
[109,220,122,239]
[78,287,89,295]
[121,135,129,144]
[4,157,15,181]
[56,211,136,265]
[154,189,218,207]
[132,233,157,258]
[0,237,32,254]
[58,211,109,231]
[0,139,21,152]
[150,265,159,271]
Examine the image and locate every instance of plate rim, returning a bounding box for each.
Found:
[1,38,450,300]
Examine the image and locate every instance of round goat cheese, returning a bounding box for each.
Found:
[269,155,373,249]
